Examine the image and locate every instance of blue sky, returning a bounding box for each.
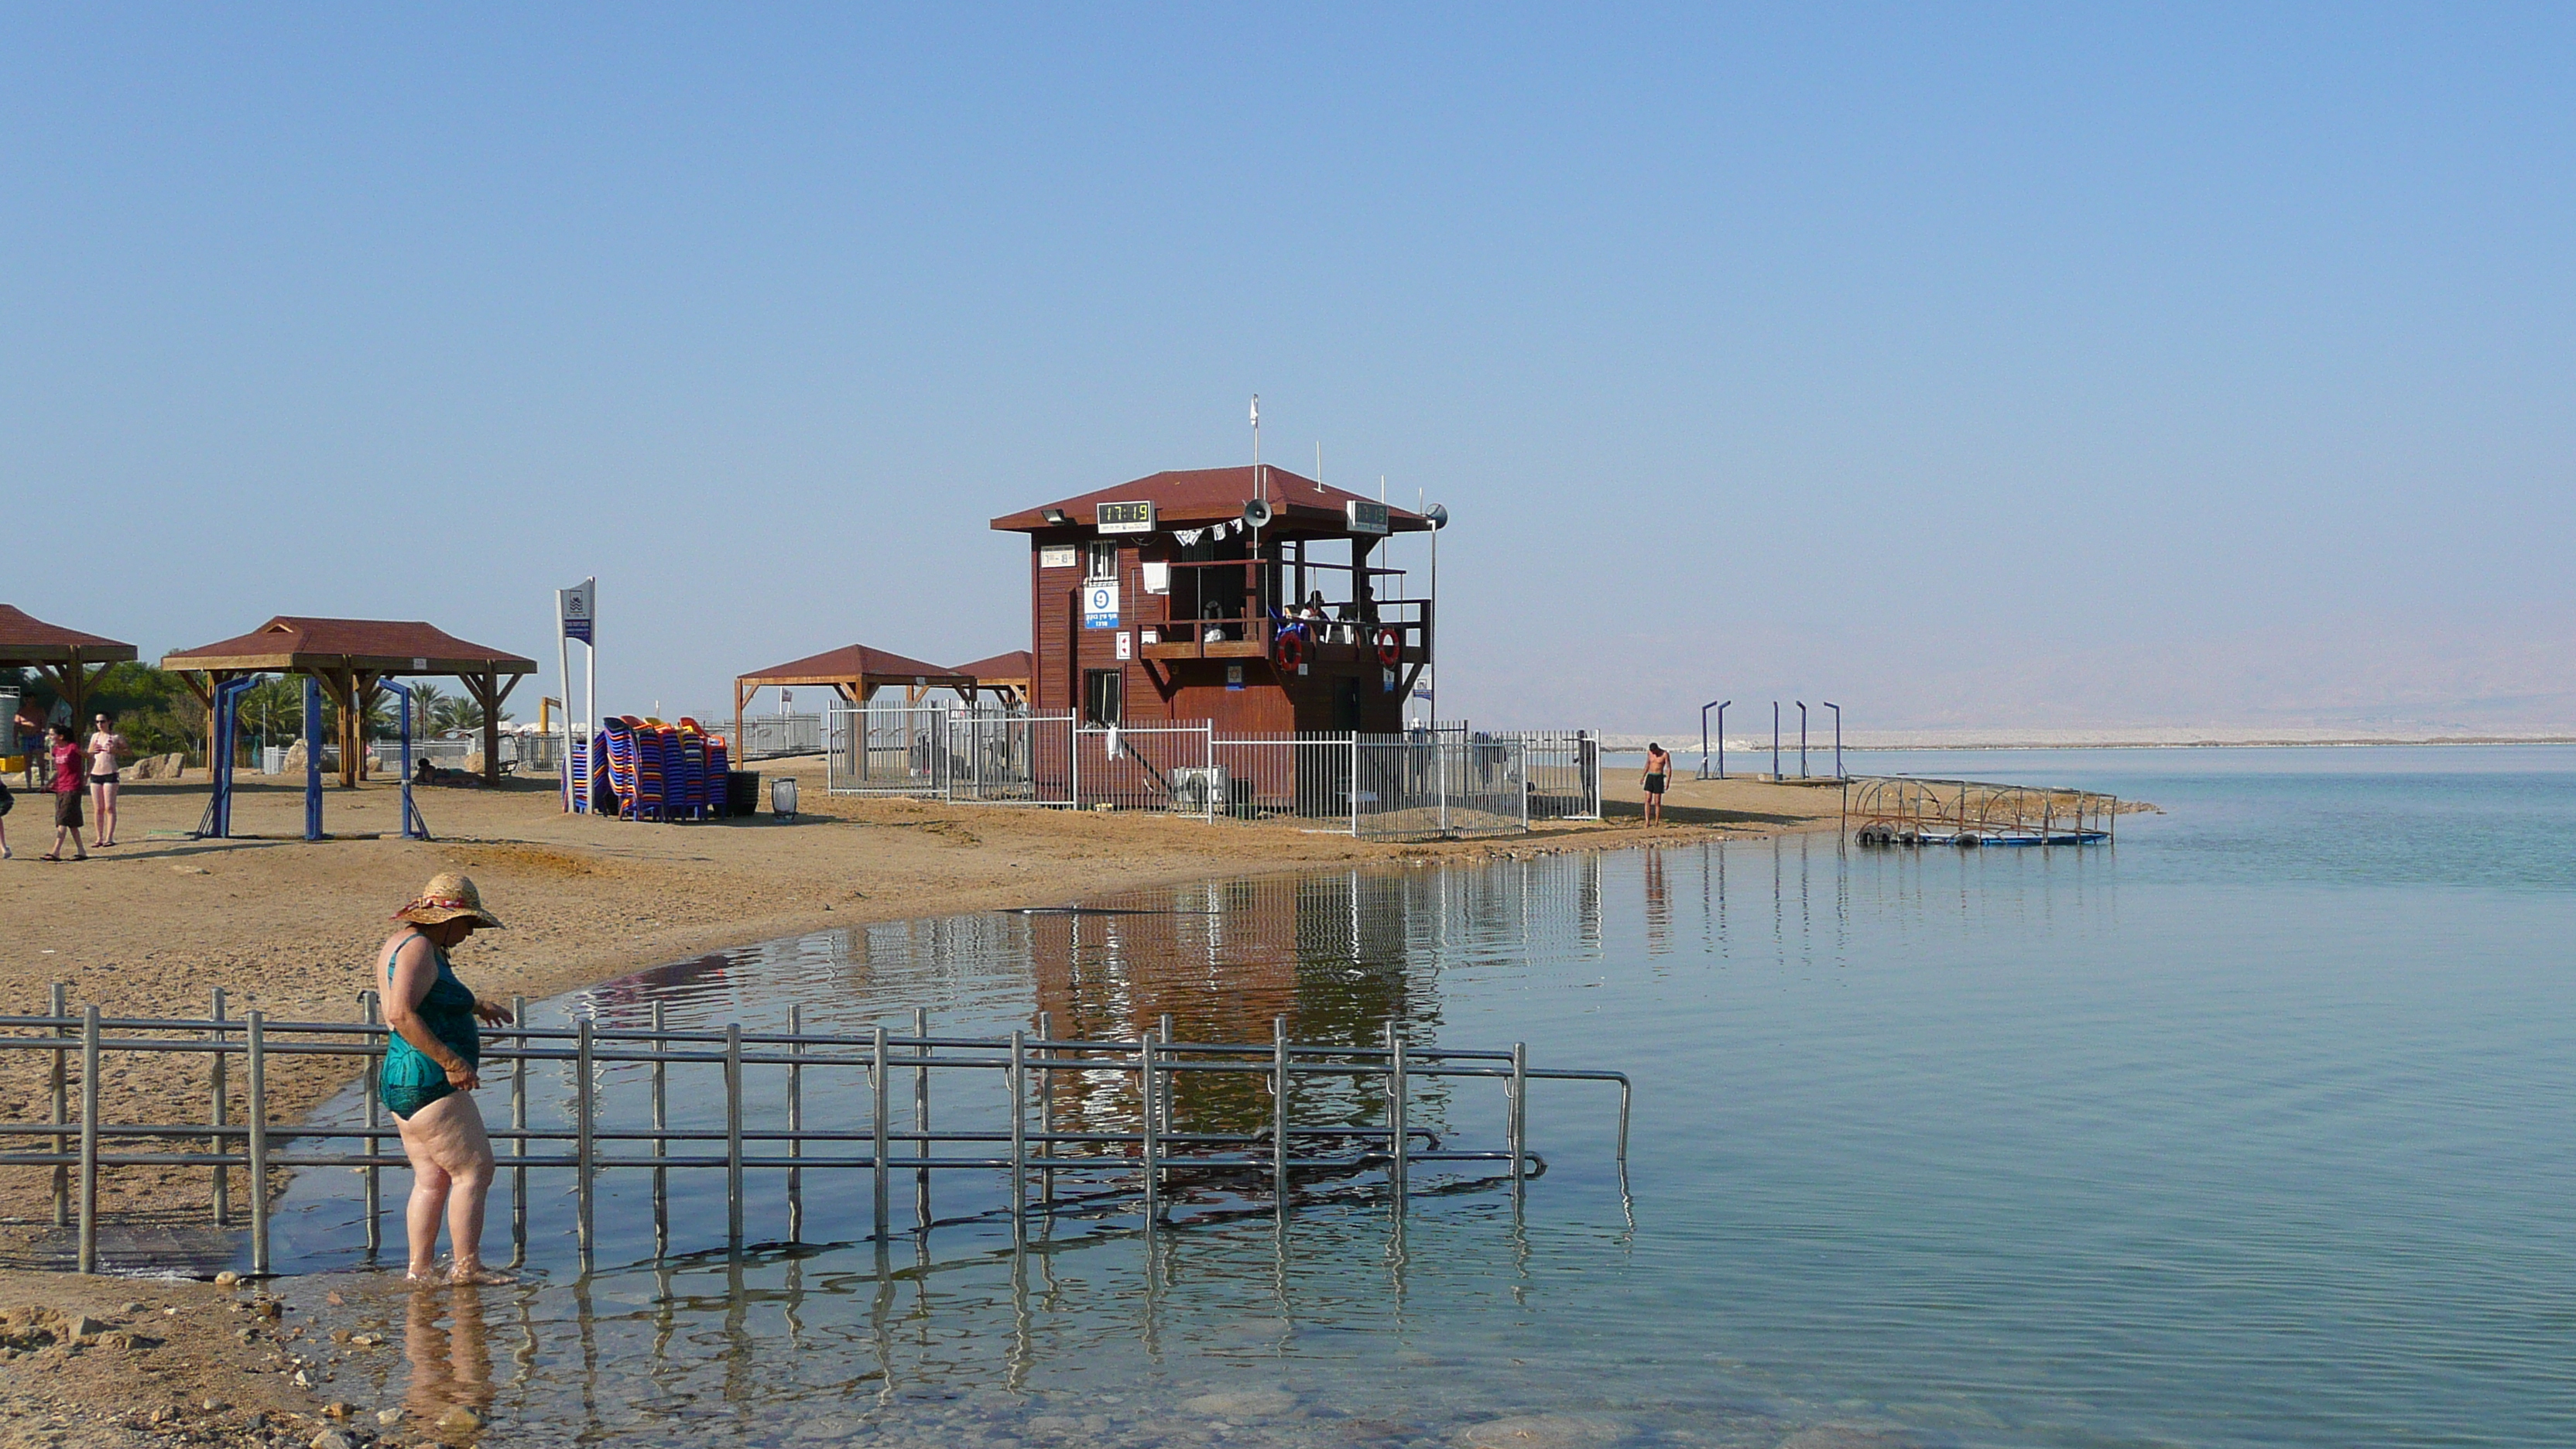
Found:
[5,6,2570,732]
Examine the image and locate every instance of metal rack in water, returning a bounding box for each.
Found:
[1,986,1630,1277]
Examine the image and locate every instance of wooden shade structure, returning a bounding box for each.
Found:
[0,606,139,750]
[951,649,1034,709]
[163,617,536,786]
[732,644,975,747]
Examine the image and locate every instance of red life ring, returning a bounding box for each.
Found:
[1373,628,1403,666]
[1273,627,1310,670]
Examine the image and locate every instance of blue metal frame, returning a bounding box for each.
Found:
[196,676,261,839]
[303,676,324,841]
[378,680,432,841]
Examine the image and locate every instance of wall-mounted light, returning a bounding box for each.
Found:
[1040,508,1072,526]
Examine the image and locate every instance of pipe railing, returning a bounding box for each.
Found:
[2,994,1631,1278]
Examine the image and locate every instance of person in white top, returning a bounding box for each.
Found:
[86,713,128,848]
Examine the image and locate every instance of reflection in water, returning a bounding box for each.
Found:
[270,841,2140,1449]
[400,1286,495,1423]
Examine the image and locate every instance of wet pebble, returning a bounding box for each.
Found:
[1454,1415,1636,1449]
[1183,1390,1300,1418]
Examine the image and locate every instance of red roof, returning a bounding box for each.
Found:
[992,466,1431,535]
[738,643,974,686]
[0,605,137,665]
[163,616,535,673]
[951,649,1033,682]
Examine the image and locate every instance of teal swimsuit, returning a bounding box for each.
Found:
[379,930,480,1120]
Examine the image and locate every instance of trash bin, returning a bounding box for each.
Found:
[727,771,761,817]
[770,776,798,821]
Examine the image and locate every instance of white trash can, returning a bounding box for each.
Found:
[771,776,798,820]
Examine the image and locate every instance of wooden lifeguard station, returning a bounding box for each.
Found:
[990,466,1436,733]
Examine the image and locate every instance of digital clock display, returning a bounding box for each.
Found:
[1096,501,1156,534]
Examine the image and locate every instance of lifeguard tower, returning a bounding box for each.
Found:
[991,466,1436,733]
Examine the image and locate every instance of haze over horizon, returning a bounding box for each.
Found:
[6,8,2570,736]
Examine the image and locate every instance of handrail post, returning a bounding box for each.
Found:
[649,999,666,1255]
[511,995,528,1267]
[871,1026,889,1239]
[913,1006,931,1231]
[360,988,382,1256]
[1271,1016,1290,1204]
[1008,1029,1027,1244]
[725,1023,745,1249]
[1139,1031,1160,1225]
[77,1005,100,1275]
[247,1010,269,1276]
[208,986,228,1227]
[50,983,69,1228]
[786,1003,803,1244]
[1036,1011,1056,1206]
[1158,1012,1175,1129]
[576,1017,594,1269]
[1508,1042,1528,1194]
[1388,1022,1409,1202]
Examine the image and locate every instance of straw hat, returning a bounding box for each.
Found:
[392,871,504,929]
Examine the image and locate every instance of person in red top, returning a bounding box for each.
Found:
[43,724,87,862]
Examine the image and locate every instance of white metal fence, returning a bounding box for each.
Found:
[816,709,1599,839]
[735,713,826,761]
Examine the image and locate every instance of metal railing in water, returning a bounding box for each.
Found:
[1,987,1630,1278]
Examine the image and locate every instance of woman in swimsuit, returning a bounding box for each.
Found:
[379,872,516,1283]
[86,713,126,848]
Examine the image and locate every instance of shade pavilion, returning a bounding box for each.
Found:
[732,644,976,747]
[0,605,139,747]
[163,617,536,786]
[950,649,1033,709]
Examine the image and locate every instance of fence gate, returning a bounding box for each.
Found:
[945,711,1074,805]
[1071,724,1218,817]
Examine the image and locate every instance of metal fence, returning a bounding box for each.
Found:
[826,706,954,796]
[1,987,1629,1276]
[812,710,1600,840]
[734,713,826,761]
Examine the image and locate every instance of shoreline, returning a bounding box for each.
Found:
[0,760,1848,1446]
[1599,733,2576,753]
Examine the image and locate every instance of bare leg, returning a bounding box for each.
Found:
[402,1155,454,1279]
[94,781,116,846]
[399,1090,509,1283]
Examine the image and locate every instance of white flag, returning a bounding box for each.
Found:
[1249,396,1259,427]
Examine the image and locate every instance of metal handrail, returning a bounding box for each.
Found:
[5,992,1630,1278]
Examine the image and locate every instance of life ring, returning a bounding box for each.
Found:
[1373,628,1403,666]
[1272,627,1310,670]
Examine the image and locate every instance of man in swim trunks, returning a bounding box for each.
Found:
[379,872,515,1283]
[1642,742,1672,825]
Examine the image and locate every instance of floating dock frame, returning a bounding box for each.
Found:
[1843,776,2119,848]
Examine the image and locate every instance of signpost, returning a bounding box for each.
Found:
[555,578,597,813]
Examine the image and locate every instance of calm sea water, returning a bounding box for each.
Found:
[269,745,2576,1447]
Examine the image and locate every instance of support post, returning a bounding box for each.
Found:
[786,1003,803,1244]
[77,1005,99,1276]
[1036,1011,1056,1206]
[512,995,528,1266]
[1008,1029,1027,1244]
[1139,1030,1160,1225]
[576,1018,594,1269]
[725,1023,745,1249]
[1508,1041,1528,1193]
[248,1011,270,1276]
[303,674,324,841]
[50,983,68,1228]
[871,1026,889,1238]
[208,987,228,1226]
[1272,1016,1290,1204]
[649,999,666,1255]
[361,988,382,1255]
[912,1006,931,1231]
[1388,1022,1409,1201]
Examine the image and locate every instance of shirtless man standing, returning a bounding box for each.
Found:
[87,713,127,848]
[1642,742,1673,825]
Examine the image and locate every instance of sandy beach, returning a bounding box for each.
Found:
[0,761,1848,1447]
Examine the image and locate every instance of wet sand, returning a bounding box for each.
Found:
[0,759,1848,1447]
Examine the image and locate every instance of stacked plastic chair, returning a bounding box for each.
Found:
[675,719,711,820]
[596,718,639,818]
[703,731,731,816]
[632,721,670,822]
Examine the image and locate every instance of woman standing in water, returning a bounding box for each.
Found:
[378,872,516,1283]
